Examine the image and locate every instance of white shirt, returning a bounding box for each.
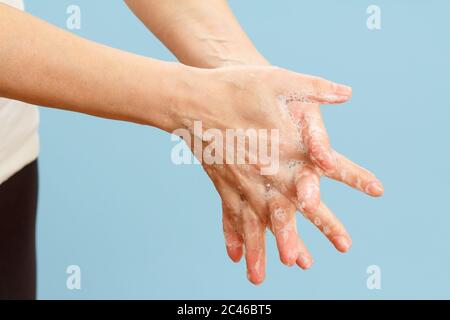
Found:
[0,0,40,185]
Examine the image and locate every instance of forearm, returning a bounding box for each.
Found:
[0,4,192,132]
[125,0,268,68]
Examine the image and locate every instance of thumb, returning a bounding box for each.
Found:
[283,71,352,104]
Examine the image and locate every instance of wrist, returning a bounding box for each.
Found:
[136,61,205,133]
[204,44,270,68]
[159,65,233,134]
[215,52,269,68]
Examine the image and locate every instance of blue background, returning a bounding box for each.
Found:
[24,0,450,299]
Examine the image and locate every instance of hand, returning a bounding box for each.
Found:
[172,65,384,284]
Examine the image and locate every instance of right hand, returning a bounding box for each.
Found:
[171,65,384,284]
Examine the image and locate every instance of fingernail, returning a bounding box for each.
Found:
[335,84,352,96]
[247,270,264,285]
[284,248,298,266]
[334,236,351,252]
[298,254,312,269]
[366,181,384,196]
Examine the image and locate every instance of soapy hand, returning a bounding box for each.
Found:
[174,65,384,284]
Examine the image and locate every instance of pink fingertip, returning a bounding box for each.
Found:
[332,236,352,253]
[247,271,265,286]
[297,254,313,270]
[335,84,352,97]
[366,181,385,197]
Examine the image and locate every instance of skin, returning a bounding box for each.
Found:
[126,0,384,284]
[124,0,268,68]
[0,2,384,285]
[178,66,383,284]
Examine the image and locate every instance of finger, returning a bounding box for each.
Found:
[242,206,266,285]
[211,176,246,263]
[268,197,300,266]
[284,71,352,104]
[294,165,321,214]
[296,236,314,270]
[222,202,244,263]
[326,151,384,197]
[268,192,314,269]
[303,108,337,174]
[302,202,352,253]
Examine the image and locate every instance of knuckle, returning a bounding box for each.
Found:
[311,77,325,95]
